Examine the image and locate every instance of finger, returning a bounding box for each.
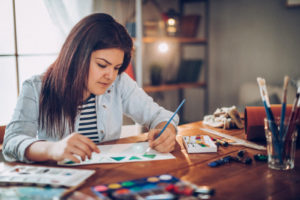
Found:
[152,131,176,152]
[77,135,100,153]
[67,135,92,158]
[158,137,174,150]
[147,129,158,141]
[73,134,99,154]
[69,146,88,161]
[166,139,176,152]
[65,153,81,163]
[156,140,175,153]
[74,143,93,160]
[148,129,164,148]
[151,130,173,147]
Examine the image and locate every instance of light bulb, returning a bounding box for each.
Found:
[158,42,168,53]
[167,18,176,26]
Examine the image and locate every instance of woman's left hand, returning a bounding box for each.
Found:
[147,123,177,153]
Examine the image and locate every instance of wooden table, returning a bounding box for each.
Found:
[2,121,300,199]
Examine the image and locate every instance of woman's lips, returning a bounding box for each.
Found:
[98,82,110,87]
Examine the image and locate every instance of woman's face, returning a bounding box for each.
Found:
[85,48,124,100]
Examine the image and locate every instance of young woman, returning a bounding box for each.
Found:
[3,13,178,163]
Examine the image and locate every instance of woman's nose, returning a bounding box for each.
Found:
[104,67,114,79]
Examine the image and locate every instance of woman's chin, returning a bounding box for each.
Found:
[93,89,107,96]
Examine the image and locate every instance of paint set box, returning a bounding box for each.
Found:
[92,174,214,200]
[182,135,217,153]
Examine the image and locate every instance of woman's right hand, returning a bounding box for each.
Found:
[47,133,100,163]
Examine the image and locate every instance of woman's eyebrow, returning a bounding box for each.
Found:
[96,58,111,65]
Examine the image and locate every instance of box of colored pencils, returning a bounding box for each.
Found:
[182,135,217,153]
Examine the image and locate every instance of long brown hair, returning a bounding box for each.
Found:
[39,13,133,137]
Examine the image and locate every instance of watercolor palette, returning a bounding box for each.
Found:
[92,174,215,200]
[182,135,217,153]
[0,165,95,187]
[59,142,175,166]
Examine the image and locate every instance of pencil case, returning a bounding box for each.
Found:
[244,105,295,141]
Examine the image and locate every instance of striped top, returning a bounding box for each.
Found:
[78,94,99,143]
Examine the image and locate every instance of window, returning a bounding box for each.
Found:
[0,0,126,125]
[0,0,64,125]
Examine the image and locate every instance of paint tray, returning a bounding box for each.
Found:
[92,174,215,200]
[182,135,217,153]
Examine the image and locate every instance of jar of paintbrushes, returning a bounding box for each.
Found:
[264,117,298,170]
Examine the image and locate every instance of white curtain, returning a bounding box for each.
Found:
[43,0,94,37]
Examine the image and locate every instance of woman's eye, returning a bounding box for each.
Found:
[97,64,106,68]
[114,67,121,71]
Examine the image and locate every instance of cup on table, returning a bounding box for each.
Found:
[264,117,298,170]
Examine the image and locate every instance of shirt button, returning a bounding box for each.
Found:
[103,105,107,108]
[100,130,104,134]
[107,90,111,93]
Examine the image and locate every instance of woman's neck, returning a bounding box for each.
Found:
[83,91,91,102]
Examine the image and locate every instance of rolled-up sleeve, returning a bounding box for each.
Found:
[119,74,179,130]
[2,77,41,162]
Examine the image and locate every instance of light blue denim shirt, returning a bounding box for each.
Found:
[3,73,179,163]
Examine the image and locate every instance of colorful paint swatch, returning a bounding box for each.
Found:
[143,154,156,159]
[129,156,141,160]
[94,185,108,192]
[147,177,159,183]
[121,181,134,187]
[111,157,126,161]
[108,183,121,189]
[64,160,75,165]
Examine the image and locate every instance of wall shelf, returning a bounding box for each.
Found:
[143,82,206,93]
[142,37,207,44]
[132,0,210,123]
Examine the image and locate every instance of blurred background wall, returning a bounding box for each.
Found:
[1,0,299,125]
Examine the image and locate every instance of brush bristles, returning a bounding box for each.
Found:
[257,77,265,87]
[283,76,289,90]
[282,76,289,103]
[257,77,271,106]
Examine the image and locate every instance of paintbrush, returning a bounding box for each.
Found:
[279,76,289,138]
[145,99,186,154]
[284,84,300,139]
[257,77,276,122]
[257,77,281,160]
[283,83,300,157]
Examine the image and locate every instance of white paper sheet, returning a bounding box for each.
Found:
[58,142,175,166]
